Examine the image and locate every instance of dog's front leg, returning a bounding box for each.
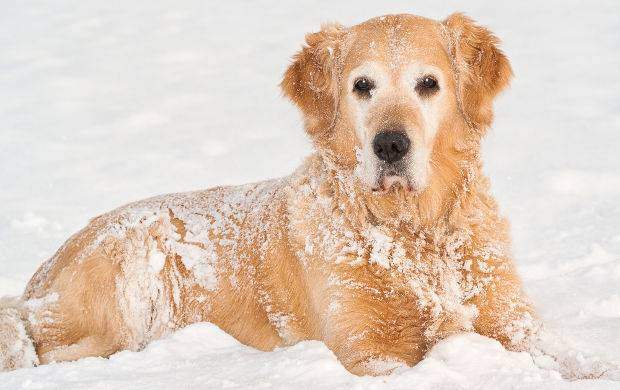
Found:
[321,293,426,376]
[323,320,422,376]
[468,260,540,352]
[468,259,620,379]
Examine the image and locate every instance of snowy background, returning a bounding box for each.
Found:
[1,0,619,388]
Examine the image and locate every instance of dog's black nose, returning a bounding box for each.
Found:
[372,131,410,163]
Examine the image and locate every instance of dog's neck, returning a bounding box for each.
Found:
[309,150,478,233]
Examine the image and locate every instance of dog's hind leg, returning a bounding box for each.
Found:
[23,250,128,366]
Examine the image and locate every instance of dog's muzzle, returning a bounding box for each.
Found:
[371,131,413,192]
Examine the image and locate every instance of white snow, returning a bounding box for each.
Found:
[1,0,619,388]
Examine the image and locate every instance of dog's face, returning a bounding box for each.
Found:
[282,13,512,196]
[341,16,457,192]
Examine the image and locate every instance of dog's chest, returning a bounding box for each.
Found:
[294,202,497,335]
[287,164,505,336]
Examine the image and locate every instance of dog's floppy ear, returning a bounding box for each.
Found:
[442,13,513,131]
[281,23,347,136]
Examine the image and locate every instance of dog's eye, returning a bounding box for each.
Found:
[416,75,439,97]
[353,77,375,97]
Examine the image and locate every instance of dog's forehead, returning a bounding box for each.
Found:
[345,14,450,72]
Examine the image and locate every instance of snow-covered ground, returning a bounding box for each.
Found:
[1,1,619,388]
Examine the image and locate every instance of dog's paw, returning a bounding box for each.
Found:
[533,348,617,380]
[347,356,409,376]
[529,327,619,380]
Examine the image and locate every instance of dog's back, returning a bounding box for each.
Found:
[1,177,308,369]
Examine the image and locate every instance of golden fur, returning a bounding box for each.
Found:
[1,13,539,375]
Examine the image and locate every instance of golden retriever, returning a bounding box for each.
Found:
[0,13,540,375]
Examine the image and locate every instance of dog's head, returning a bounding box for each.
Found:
[282,13,511,199]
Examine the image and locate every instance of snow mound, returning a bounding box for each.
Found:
[1,323,617,390]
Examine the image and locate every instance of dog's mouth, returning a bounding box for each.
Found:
[370,162,415,193]
[371,175,414,193]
